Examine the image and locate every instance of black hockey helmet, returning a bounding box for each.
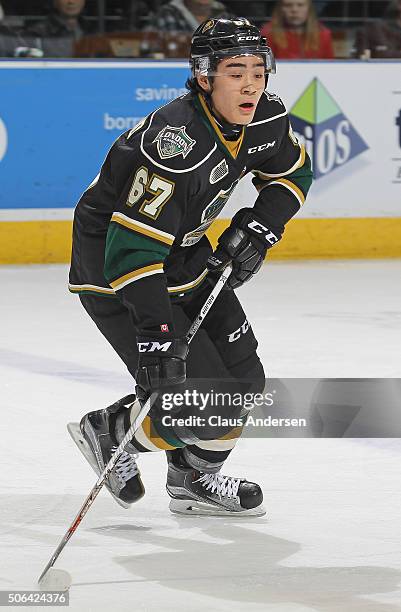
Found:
[190,17,276,78]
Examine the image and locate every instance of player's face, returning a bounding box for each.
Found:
[281,0,309,27]
[200,55,266,125]
[54,0,85,18]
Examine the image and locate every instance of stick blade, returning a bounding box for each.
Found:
[67,422,130,509]
[39,569,72,592]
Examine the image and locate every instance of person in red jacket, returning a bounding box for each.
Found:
[261,0,334,59]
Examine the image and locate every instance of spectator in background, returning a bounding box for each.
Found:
[261,0,334,59]
[0,2,15,57]
[0,2,29,57]
[148,0,233,33]
[355,0,401,58]
[122,0,150,31]
[24,0,94,57]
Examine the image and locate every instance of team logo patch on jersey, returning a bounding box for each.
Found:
[209,159,229,184]
[201,180,239,223]
[153,125,196,160]
[181,180,239,247]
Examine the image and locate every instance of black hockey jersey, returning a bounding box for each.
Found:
[69,91,312,331]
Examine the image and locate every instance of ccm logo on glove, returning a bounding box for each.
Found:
[138,341,172,352]
[247,220,279,246]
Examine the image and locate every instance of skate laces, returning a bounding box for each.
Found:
[195,472,241,499]
[111,447,139,484]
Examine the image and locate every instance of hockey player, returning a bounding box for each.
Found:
[68,17,313,515]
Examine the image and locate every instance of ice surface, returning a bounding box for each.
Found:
[0,262,400,611]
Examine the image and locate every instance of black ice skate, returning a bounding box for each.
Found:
[67,395,145,508]
[166,450,266,516]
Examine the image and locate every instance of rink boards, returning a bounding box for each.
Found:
[0,59,400,263]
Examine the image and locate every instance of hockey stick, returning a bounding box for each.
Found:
[38,263,233,589]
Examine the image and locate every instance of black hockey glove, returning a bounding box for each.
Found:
[207,209,282,290]
[135,334,189,406]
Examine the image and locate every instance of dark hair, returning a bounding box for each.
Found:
[185,76,207,94]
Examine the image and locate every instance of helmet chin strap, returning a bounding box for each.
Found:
[203,89,244,142]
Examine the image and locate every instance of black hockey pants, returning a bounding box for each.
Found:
[79,282,265,472]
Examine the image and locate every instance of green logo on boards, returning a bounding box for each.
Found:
[153,125,196,160]
[289,78,368,179]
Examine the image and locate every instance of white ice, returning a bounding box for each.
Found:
[1,261,400,612]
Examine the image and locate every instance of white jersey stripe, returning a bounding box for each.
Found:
[248,110,287,127]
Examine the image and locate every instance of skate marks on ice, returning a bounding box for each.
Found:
[0,348,130,389]
[302,310,401,330]
[86,519,401,612]
[0,494,146,580]
[0,494,128,547]
[1,494,401,611]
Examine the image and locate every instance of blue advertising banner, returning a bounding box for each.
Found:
[0,60,189,210]
[1,60,400,263]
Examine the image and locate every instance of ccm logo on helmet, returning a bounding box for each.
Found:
[138,341,172,352]
[248,141,276,154]
[248,220,279,245]
[238,36,259,41]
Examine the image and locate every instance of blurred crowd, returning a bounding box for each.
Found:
[0,0,400,59]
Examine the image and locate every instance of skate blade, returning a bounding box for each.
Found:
[67,422,130,510]
[169,498,266,517]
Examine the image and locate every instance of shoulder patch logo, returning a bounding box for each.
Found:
[153,125,196,160]
[265,91,283,105]
[209,159,229,184]
[202,20,214,33]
